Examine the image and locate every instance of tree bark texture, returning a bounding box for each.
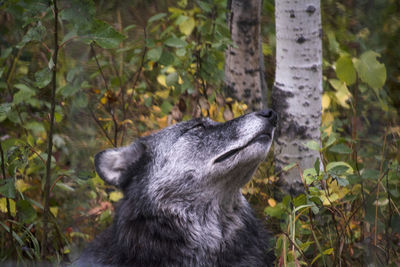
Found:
[272,0,322,186]
[225,0,267,111]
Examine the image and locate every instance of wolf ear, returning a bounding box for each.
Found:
[94,141,146,187]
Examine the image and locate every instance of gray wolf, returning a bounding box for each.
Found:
[77,109,277,266]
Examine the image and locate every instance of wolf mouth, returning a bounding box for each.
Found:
[213,132,272,164]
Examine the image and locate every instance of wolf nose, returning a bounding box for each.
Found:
[256,109,278,127]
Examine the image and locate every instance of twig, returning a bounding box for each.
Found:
[375,127,388,246]
[41,0,59,258]
[88,109,115,147]
[91,44,120,147]
[0,140,15,255]
[50,175,69,193]
[90,43,109,91]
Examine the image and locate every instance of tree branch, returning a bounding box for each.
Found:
[41,0,59,258]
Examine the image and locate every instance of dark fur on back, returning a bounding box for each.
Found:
[76,110,277,266]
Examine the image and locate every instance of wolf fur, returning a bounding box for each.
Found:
[77,109,277,266]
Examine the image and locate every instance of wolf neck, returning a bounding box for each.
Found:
[116,189,248,253]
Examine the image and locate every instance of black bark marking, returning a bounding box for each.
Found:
[311,65,318,72]
[244,68,261,75]
[286,121,310,140]
[296,35,306,44]
[306,5,316,15]
[243,89,251,98]
[289,10,295,18]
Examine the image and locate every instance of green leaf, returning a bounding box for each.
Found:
[161,100,173,114]
[84,20,126,49]
[176,48,186,57]
[327,161,353,174]
[303,168,318,185]
[55,183,75,192]
[0,179,16,199]
[24,121,45,135]
[13,84,36,105]
[147,47,162,62]
[314,158,320,175]
[282,162,297,172]
[361,169,380,180]
[293,194,307,208]
[77,170,94,180]
[335,55,356,85]
[0,103,12,122]
[354,50,386,90]
[74,93,88,108]
[329,143,352,154]
[60,0,95,31]
[264,203,285,218]
[197,1,212,12]
[179,17,195,36]
[35,68,52,88]
[166,72,178,86]
[164,37,188,48]
[17,199,37,223]
[148,13,167,24]
[159,51,175,65]
[304,140,321,151]
[57,84,80,97]
[19,22,46,47]
[328,165,350,176]
[324,134,337,148]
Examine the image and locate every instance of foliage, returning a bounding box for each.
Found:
[0,0,399,266]
[254,1,400,265]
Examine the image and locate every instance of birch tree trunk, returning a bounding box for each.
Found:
[272,0,322,188]
[225,0,267,111]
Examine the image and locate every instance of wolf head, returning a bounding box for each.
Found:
[95,109,277,208]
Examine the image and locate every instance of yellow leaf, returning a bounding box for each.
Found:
[121,119,133,125]
[268,198,277,207]
[156,116,168,128]
[152,105,161,113]
[157,75,167,87]
[329,79,352,108]
[100,97,107,104]
[165,66,176,74]
[178,76,183,85]
[16,179,30,193]
[109,191,123,202]
[201,108,208,117]
[50,206,58,217]
[209,103,218,119]
[322,93,331,111]
[0,198,16,216]
[155,89,170,98]
[179,17,195,36]
[262,43,272,56]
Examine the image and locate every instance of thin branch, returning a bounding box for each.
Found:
[88,109,115,147]
[90,43,109,91]
[41,0,59,258]
[0,140,15,255]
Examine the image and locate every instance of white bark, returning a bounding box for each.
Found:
[272,0,322,187]
[225,0,267,111]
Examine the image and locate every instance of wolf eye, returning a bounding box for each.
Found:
[190,123,206,130]
[182,123,205,135]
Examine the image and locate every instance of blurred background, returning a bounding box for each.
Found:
[0,0,399,265]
